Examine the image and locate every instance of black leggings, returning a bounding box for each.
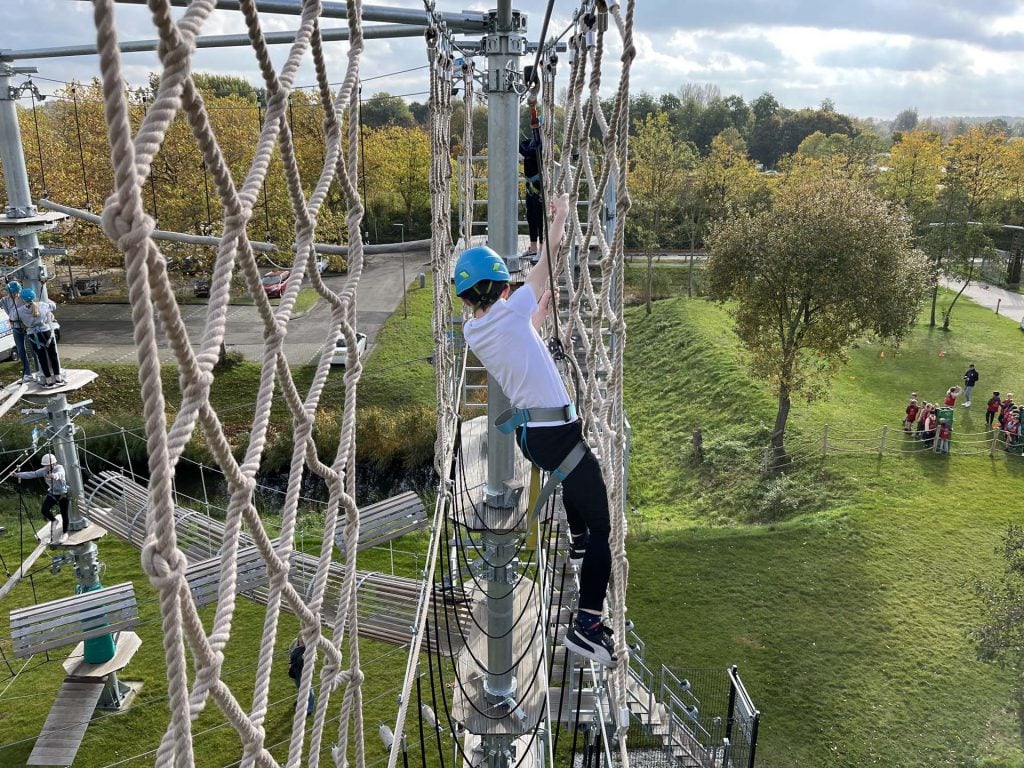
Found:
[525,191,544,244]
[41,493,69,533]
[517,420,610,614]
[29,333,60,378]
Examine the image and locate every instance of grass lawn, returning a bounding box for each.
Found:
[624,291,1024,767]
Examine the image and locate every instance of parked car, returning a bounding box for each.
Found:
[261,270,290,299]
[330,332,366,366]
[0,312,15,361]
[60,276,101,298]
[193,277,211,298]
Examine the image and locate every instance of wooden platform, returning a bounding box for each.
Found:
[35,521,106,549]
[20,368,99,398]
[63,631,141,678]
[0,539,47,602]
[452,416,535,533]
[452,583,547,736]
[27,678,104,766]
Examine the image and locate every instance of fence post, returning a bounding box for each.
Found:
[996,298,1001,315]
[879,425,888,456]
[821,424,829,456]
[748,712,760,768]
[990,432,999,456]
[725,665,737,744]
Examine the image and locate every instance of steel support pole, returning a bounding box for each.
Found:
[479,4,525,760]
[46,392,87,531]
[0,64,52,303]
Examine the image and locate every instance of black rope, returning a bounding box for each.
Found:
[70,86,91,210]
[28,84,47,197]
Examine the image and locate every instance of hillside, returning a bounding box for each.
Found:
[623,294,1024,767]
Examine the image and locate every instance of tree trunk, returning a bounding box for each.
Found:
[645,250,654,315]
[942,258,975,331]
[687,232,696,299]
[929,247,946,327]
[770,383,792,472]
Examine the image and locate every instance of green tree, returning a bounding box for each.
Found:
[706,175,928,469]
[629,112,694,313]
[924,126,1007,328]
[971,525,1024,748]
[361,92,414,129]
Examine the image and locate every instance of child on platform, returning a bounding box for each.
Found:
[14,453,69,544]
[14,288,62,387]
[453,193,617,666]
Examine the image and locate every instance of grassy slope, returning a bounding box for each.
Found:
[624,294,1024,767]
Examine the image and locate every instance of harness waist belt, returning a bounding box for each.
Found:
[495,404,577,434]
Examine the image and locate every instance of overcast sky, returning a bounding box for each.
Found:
[3,0,1023,119]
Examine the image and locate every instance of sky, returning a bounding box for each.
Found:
[3,0,1024,120]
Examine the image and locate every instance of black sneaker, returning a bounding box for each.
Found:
[564,619,617,666]
[569,534,588,565]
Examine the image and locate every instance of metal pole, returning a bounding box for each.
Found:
[478,4,526,765]
[0,64,53,303]
[47,392,87,532]
[394,222,407,318]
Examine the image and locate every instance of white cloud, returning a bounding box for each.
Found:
[2,0,1023,119]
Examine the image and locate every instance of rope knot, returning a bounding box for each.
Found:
[100,193,156,254]
[141,540,187,589]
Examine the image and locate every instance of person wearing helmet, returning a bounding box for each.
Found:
[1,280,36,382]
[454,193,617,667]
[14,453,70,544]
[14,287,63,387]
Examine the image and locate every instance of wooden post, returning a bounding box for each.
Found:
[996,298,1001,315]
[822,424,829,456]
[879,425,888,456]
[692,428,704,464]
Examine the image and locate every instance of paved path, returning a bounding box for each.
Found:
[942,277,1024,327]
[49,251,431,367]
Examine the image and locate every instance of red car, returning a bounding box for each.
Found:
[261,270,290,299]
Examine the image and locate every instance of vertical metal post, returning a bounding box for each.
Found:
[478,5,526,766]
[0,64,52,303]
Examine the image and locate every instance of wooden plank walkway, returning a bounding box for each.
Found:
[0,539,47,602]
[27,678,104,766]
[452,583,547,736]
[452,416,535,533]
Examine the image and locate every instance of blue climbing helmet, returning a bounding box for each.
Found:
[453,246,510,297]
[6,280,20,295]
[20,287,36,302]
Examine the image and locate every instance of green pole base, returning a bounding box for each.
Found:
[80,582,117,664]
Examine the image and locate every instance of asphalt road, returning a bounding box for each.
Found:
[44,251,431,368]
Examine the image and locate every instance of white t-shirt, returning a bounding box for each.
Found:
[463,286,572,426]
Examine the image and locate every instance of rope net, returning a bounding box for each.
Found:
[90,0,371,765]
[86,0,635,766]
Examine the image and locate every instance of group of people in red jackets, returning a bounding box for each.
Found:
[987,392,1021,451]
[902,392,955,453]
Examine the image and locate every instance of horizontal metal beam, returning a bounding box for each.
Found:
[104,0,487,31]
[37,198,431,256]
[2,23,427,61]
[38,198,277,252]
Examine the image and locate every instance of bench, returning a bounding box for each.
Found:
[335,491,428,555]
[9,582,139,659]
[186,545,269,608]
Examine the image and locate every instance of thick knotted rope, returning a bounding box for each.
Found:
[90,0,368,766]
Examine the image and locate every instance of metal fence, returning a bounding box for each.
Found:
[622,633,761,767]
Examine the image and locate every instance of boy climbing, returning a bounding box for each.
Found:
[454,192,618,667]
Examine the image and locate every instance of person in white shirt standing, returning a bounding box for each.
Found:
[14,288,62,387]
[14,453,70,544]
[454,193,617,667]
[1,280,36,382]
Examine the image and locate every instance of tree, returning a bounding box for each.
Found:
[628,112,693,313]
[892,107,919,134]
[971,525,1024,748]
[361,92,414,129]
[923,126,1007,328]
[706,175,928,469]
[875,128,943,221]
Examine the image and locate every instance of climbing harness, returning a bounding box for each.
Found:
[495,404,587,525]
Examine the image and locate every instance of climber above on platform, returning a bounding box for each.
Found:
[15,288,63,387]
[454,192,618,667]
